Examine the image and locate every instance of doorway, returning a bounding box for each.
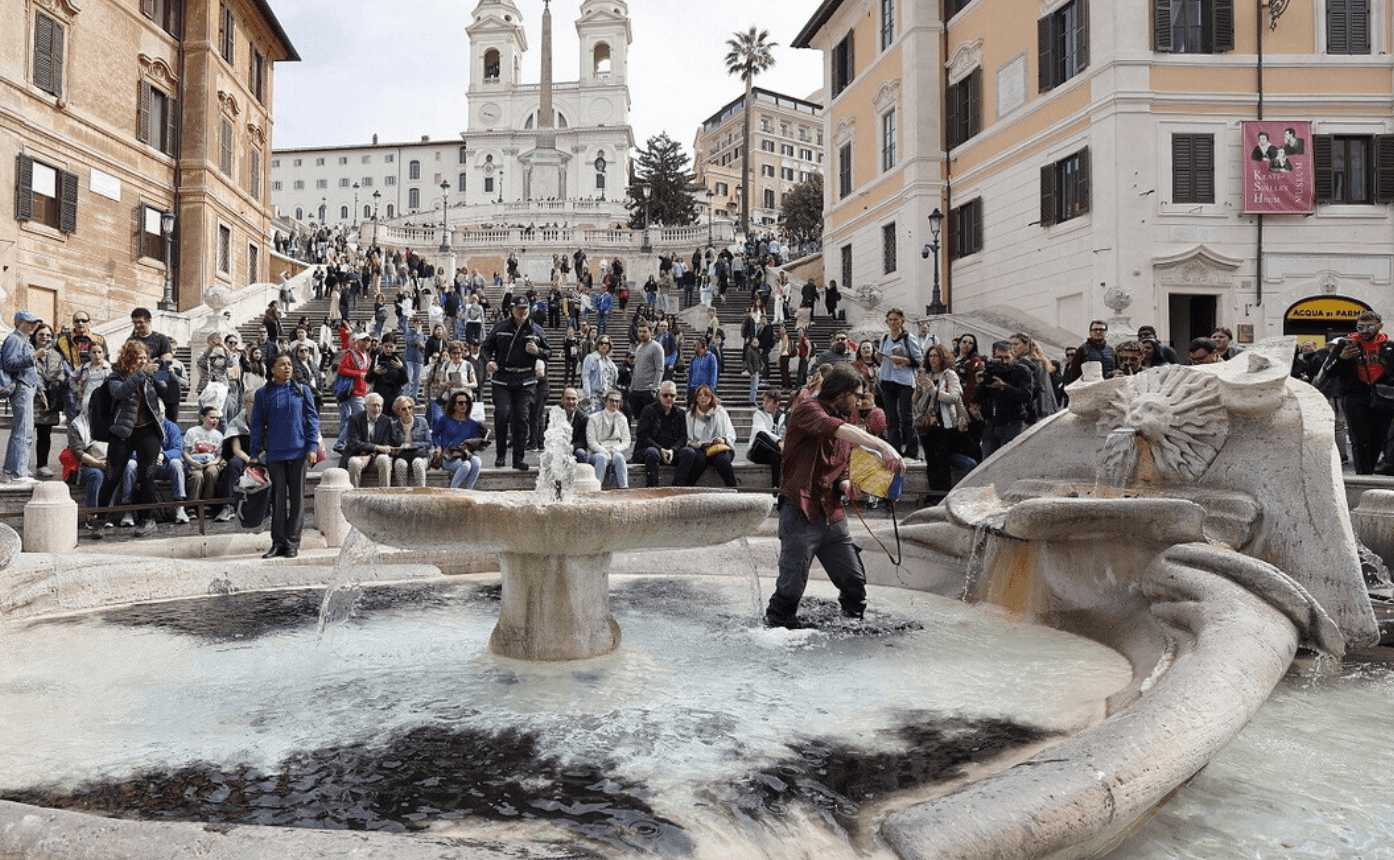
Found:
[1168,294,1217,353]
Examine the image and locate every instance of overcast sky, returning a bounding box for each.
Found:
[271,1,825,153]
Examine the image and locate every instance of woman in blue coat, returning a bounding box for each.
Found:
[250,353,320,558]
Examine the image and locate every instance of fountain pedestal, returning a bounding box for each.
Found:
[491,551,622,661]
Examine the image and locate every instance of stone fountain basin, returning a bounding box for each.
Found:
[341,486,773,555]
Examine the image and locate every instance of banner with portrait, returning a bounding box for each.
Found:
[1242,121,1313,214]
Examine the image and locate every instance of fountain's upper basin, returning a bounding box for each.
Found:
[341,486,773,555]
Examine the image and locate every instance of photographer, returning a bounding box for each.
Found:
[367,334,408,408]
[1333,311,1394,475]
[974,341,1033,458]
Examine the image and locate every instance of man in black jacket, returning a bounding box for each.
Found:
[480,296,552,470]
[339,392,393,486]
[1334,311,1394,475]
[635,381,687,487]
[975,341,1033,458]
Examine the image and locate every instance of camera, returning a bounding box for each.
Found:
[982,358,1009,383]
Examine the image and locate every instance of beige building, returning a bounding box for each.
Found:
[799,0,1394,348]
[692,87,825,231]
[2,0,296,326]
[794,1,944,312]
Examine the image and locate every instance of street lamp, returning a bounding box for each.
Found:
[921,207,946,315]
[639,183,652,253]
[352,182,360,228]
[158,208,176,311]
[371,190,381,247]
[705,189,713,246]
[439,179,452,254]
[497,171,505,204]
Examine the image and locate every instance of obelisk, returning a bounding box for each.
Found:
[521,0,566,200]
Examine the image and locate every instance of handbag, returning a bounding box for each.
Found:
[914,410,938,433]
[1373,382,1394,410]
[332,373,353,403]
[700,441,732,457]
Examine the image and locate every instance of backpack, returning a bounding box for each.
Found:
[88,380,118,442]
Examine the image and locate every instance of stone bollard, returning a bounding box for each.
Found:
[314,468,354,548]
[1350,489,1394,568]
[573,462,602,494]
[22,482,78,553]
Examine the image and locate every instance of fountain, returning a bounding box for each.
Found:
[340,407,772,660]
[0,341,1388,859]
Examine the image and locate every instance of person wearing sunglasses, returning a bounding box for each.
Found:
[55,311,107,371]
[634,380,687,487]
[1334,311,1394,475]
[430,391,487,489]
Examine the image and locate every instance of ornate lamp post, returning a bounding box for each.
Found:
[371,190,381,247]
[497,171,504,204]
[640,183,652,253]
[158,208,176,311]
[439,179,452,254]
[705,189,714,246]
[921,207,946,316]
[352,182,360,228]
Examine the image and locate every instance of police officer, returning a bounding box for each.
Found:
[479,295,551,470]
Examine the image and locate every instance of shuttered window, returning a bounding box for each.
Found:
[1314,135,1394,204]
[219,2,234,64]
[137,82,179,157]
[32,12,64,98]
[949,198,984,260]
[1040,147,1091,226]
[1328,0,1371,54]
[1154,0,1234,53]
[219,120,233,176]
[838,143,853,199]
[831,31,855,98]
[882,222,897,274]
[947,69,982,149]
[15,154,78,233]
[1039,0,1089,92]
[1172,133,1215,203]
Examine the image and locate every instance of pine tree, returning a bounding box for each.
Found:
[626,133,698,228]
[781,174,824,249]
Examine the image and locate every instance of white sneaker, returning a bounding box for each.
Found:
[36,466,54,479]
[4,475,39,486]
[174,507,191,524]
[214,505,235,523]
[120,512,136,527]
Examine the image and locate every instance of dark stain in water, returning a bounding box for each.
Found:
[726,714,1055,839]
[2,715,1052,852]
[2,724,686,855]
[30,583,497,644]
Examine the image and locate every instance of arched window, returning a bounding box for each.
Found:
[340,205,349,219]
[483,48,500,80]
[408,188,420,209]
[593,43,612,74]
[386,204,395,218]
[317,204,326,221]
[458,173,467,192]
[295,207,303,220]
[458,145,468,164]
[363,204,372,219]
[409,160,421,180]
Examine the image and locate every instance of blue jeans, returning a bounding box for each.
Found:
[335,395,364,451]
[121,457,185,502]
[588,450,628,487]
[405,361,423,400]
[767,503,867,621]
[442,454,481,489]
[595,309,608,334]
[3,384,34,479]
[79,465,104,508]
[980,419,1025,459]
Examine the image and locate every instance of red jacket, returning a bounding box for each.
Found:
[337,348,370,397]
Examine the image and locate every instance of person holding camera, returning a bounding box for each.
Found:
[480,296,551,471]
[974,341,1034,458]
[431,390,488,489]
[1333,311,1394,475]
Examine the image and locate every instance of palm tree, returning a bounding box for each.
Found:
[724,26,776,240]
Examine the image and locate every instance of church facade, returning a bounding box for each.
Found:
[271,0,634,225]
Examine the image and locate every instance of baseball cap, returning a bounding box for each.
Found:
[511,295,530,309]
[13,310,40,324]
[354,331,373,341]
